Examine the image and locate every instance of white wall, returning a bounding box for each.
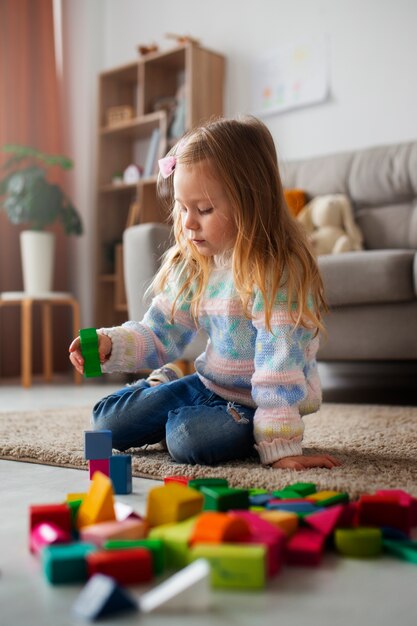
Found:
[62,0,417,323]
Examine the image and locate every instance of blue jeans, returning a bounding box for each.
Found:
[92,374,256,466]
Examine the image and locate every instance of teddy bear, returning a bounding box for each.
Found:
[296,194,364,255]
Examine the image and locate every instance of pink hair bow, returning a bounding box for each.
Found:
[158,155,177,179]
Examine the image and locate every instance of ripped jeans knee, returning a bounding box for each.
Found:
[226,402,250,424]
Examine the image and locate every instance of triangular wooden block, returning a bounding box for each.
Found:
[285,528,326,566]
[77,471,116,529]
[305,505,345,536]
[139,558,211,613]
[72,573,138,620]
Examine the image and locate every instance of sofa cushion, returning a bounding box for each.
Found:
[348,142,417,206]
[318,249,416,307]
[356,201,417,249]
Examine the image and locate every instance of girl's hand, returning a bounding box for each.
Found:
[68,333,112,375]
[271,455,342,471]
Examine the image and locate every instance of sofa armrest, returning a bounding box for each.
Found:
[123,223,172,321]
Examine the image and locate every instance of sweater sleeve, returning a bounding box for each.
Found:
[250,289,321,464]
[99,285,198,374]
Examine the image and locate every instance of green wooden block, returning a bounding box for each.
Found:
[104,538,165,575]
[190,543,266,590]
[149,517,198,570]
[316,493,349,507]
[271,489,302,500]
[67,499,83,525]
[42,542,97,584]
[286,482,317,497]
[188,478,229,491]
[201,486,249,512]
[79,328,102,378]
[335,528,382,558]
[383,539,417,564]
[248,489,269,496]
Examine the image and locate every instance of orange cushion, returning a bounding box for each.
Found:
[284,189,306,217]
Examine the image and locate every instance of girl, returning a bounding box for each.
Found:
[69,116,341,471]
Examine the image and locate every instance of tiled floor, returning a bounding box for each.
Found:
[1,369,417,625]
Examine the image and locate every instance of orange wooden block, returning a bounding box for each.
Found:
[258,510,299,537]
[77,471,116,529]
[190,512,250,545]
[146,483,204,527]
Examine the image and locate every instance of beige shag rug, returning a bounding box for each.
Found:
[1,403,417,499]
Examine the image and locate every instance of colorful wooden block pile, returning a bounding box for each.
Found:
[28,444,417,620]
[84,429,132,495]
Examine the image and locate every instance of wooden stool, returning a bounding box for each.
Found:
[0,292,82,388]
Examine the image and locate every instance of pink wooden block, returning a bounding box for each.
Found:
[230,510,286,577]
[305,505,345,536]
[30,522,72,556]
[80,517,148,547]
[89,459,110,480]
[285,528,326,566]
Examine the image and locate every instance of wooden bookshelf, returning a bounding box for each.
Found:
[95,43,225,327]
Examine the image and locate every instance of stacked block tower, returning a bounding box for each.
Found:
[85,430,132,496]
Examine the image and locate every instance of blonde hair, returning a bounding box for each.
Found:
[153,116,327,334]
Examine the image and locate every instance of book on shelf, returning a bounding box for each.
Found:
[143,128,161,178]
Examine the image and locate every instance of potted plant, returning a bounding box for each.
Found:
[0,144,83,294]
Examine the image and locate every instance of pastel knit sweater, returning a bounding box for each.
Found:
[100,265,322,464]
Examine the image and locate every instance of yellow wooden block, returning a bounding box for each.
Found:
[306,491,342,503]
[146,483,204,527]
[76,471,116,529]
[258,510,299,537]
[66,493,87,502]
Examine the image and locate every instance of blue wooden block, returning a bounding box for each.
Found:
[249,493,272,506]
[110,455,132,494]
[266,501,318,514]
[84,430,113,460]
[72,574,138,620]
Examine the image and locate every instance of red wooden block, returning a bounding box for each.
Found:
[376,490,417,526]
[304,505,345,536]
[336,502,359,528]
[87,548,153,585]
[358,494,412,535]
[285,528,326,566]
[89,459,110,480]
[230,510,286,577]
[164,475,189,486]
[29,504,72,550]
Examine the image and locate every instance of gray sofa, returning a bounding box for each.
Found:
[123,140,417,364]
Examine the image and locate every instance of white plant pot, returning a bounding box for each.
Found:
[20,230,55,294]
